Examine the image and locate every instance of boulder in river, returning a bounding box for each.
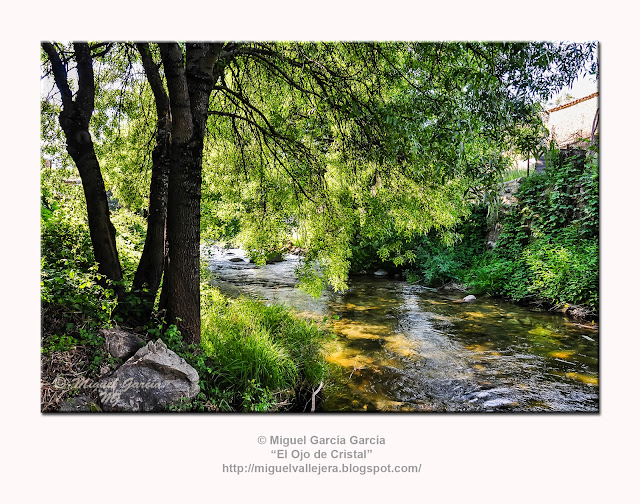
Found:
[373,269,389,276]
[266,252,284,264]
[452,294,477,304]
[98,339,200,412]
[228,257,245,263]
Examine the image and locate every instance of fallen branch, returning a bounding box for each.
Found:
[349,359,364,380]
[310,381,324,413]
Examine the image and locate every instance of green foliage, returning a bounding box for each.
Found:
[201,287,326,409]
[41,203,118,321]
[161,285,328,411]
[41,175,148,319]
[197,42,596,294]
[524,231,598,307]
[465,147,599,309]
[42,332,78,355]
[407,205,488,287]
[501,168,528,182]
[349,203,486,287]
[41,41,599,411]
[110,208,147,283]
[42,41,597,298]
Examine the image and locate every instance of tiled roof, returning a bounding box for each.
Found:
[546,92,599,113]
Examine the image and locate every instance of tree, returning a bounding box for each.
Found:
[129,43,171,320]
[41,41,598,344]
[41,42,124,296]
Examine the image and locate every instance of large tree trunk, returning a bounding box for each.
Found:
[42,42,124,296]
[129,43,172,320]
[158,43,222,344]
[163,141,202,343]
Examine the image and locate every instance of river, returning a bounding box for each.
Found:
[206,248,599,412]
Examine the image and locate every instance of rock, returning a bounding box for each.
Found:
[441,282,467,292]
[249,252,285,264]
[101,328,145,360]
[265,252,284,264]
[59,395,101,412]
[486,240,496,249]
[483,398,517,409]
[463,295,477,302]
[228,257,245,262]
[98,339,200,412]
[373,269,388,276]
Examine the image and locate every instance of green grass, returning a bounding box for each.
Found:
[500,166,529,182]
[164,285,329,412]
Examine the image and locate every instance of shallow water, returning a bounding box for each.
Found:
[206,248,599,412]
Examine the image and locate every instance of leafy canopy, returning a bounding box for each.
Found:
[41,41,597,295]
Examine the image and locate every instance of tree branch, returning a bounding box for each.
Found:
[41,42,73,108]
[73,42,95,126]
[90,42,114,59]
[136,42,170,125]
[159,42,193,143]
[209,108,317,203]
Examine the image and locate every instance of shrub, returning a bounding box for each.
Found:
[405,204,488,287]
[41,204,117,322]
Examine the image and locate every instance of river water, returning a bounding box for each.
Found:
[206,248,599,412]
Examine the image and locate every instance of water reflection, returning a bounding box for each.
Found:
[206,248,599,412]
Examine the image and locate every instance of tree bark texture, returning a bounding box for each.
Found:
[158,43,222,344]
[42,42,124,295]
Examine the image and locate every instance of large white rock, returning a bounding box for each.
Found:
[98,339,199,412]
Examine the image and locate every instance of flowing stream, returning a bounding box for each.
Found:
[206,248,599,412]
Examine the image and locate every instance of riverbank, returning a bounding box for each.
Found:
[433,280,597,322]
[41,281,330,413]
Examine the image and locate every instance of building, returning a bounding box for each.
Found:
[543,92,599,148]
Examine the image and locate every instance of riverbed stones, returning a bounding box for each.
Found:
[463,295,477,302]
[101,328,145,360]
[98,339,200,412]
[228,257,245,262]
[441,281,467,292]
[373,269,389,276]
[483,398,517,409]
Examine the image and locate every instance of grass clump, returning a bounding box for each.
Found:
[164,285,328,412]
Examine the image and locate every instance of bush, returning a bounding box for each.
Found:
[405,205,488,287]
[41,203,117,322]
[465,147,599,310]
[524,231,598,307]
